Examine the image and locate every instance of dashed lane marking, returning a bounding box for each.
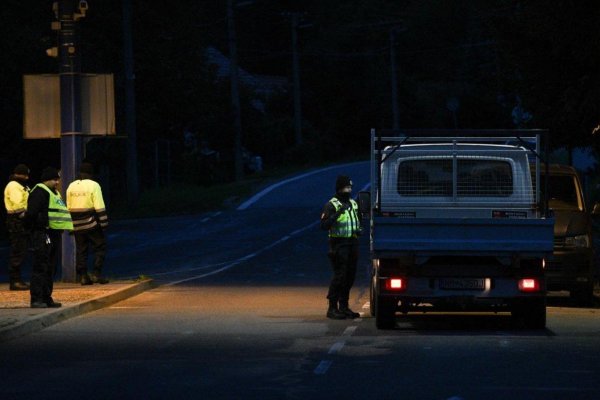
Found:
[314,360,333,375]
[164,220,319,286]
[314,322,361,375]
[328,341,345,355]
[342,326,357,336]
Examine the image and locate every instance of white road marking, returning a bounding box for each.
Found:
[315,324,359,375]
[313,360,333,375]
[164,221,319,286]
[328,341,345,355]
[342,326,357,336]
[237,161,368,210]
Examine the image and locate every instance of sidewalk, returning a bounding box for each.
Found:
[0,279,155,342]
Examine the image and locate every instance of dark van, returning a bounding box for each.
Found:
[542,164,598,305]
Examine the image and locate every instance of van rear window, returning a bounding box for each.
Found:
[540,175,581,211]
[398,159,513,197]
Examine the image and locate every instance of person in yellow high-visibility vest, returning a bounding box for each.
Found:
[25,167,73,308]
[3,164,31,290]
[66,162,109,285]
[320,175,362,320]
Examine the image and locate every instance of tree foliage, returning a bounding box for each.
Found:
[1,0,599,191]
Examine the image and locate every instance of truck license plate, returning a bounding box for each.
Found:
[439,278,485,290]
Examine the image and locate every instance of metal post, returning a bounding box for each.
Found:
[291,13,303,146]
[58,0,83,283]
[123,0,139,203]
[227,0,244,181]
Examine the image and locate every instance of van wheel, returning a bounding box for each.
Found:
[375,297,396,329]
[512,298,546,329]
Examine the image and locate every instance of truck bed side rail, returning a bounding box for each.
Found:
[372,216,554,257]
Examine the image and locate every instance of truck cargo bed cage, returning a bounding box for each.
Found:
[371,129,550,216]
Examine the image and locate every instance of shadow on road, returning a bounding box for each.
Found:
[546,291,600,308]
[361,313,555,336]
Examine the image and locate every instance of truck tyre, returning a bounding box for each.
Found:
[571,283,594,307]
[375,297,396,329]
[512,298,546,329]
[369,275,376,317]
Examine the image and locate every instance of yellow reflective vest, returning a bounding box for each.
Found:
[34,184,74,231]
[66,179,108,232]
[328,197,360,238]
[4,180,29,215]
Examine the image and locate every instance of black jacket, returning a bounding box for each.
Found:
[25,185,52,231]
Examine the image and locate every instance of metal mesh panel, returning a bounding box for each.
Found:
[398,158,515,197]
[398,159,452,196]
[374,137,542,215]
[457,159,513,197]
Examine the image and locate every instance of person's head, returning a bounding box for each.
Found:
[40,167,60,190]
[79,162,94,179]
[12,164,30,182]
[335,175,352,200]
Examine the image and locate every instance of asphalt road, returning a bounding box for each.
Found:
[2,161,600,399]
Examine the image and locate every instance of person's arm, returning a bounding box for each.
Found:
[24,188,47,228]
[92,182,108,229]
[320,201,345,231]
[7,183,25,213]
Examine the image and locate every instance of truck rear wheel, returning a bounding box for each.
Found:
[375,297,396,329]
[511,298,546,329]
[369,275,376,317]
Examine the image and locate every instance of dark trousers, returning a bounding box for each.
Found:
[326,239,359,303]
[75,227,107,276]
[6,217,29,283]
[30,230,60,303]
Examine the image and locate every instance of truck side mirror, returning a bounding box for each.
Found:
[357,191,371,220]
[592,202,600,217]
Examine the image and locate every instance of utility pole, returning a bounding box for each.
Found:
[291,13,303,146]
[123,0,139,203]
[389,27,400,131]
[227,0,244,181]
[56,0,87,282]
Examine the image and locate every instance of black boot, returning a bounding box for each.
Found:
[80,273,93,285]
[10,281,29,291]
[326,299,346,320]
[339,300,360,319]
[90,273,109,284]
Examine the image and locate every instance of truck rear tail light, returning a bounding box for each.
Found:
[386,278,406,291]
[518,278,540,292]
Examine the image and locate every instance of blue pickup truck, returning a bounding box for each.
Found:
[359,130,555,329]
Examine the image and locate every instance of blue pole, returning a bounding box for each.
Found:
[58,0,82,282]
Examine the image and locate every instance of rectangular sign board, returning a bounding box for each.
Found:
[23,74,116,139]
